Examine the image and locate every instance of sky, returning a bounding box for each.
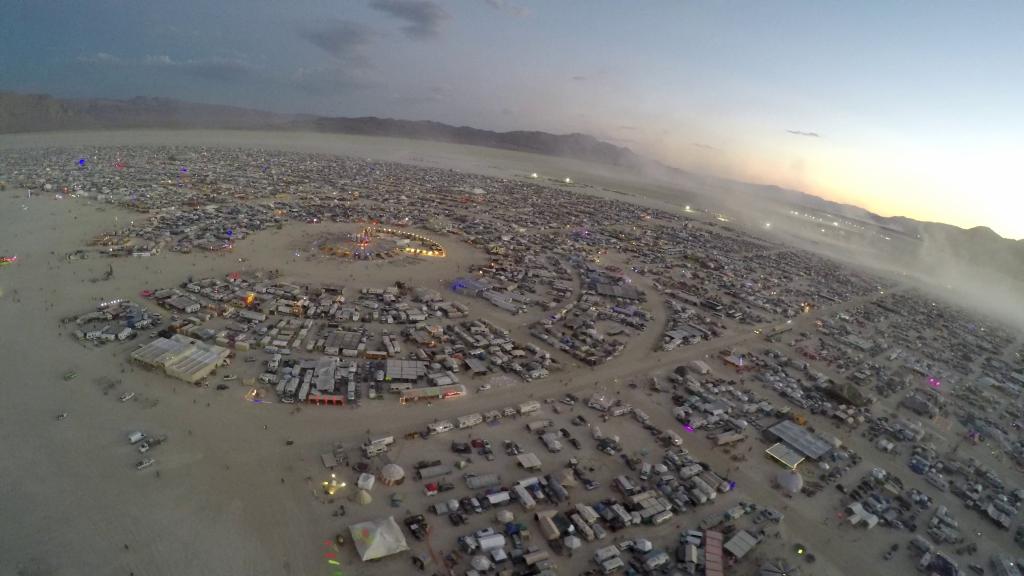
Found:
[2,1,1022,238]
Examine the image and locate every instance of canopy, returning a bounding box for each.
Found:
[349,517,409,561]
[563,535,582,550]
[496,510,514,523]
[761,559,802,576]
[353,489,373,505]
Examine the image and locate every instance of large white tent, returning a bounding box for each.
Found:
[349,517,409,562]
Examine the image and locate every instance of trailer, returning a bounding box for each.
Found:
[418,464,454,480]
[465,473,501,490]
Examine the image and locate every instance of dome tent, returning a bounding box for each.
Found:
[379,463,405,486]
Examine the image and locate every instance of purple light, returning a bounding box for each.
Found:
[683,424,694,433]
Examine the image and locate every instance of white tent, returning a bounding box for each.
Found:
[563,535,582,550]
[349,517,409,561]
[358,472,376,491]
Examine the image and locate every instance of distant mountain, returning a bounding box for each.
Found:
[0,91,641,167]
[2,91,1021,266]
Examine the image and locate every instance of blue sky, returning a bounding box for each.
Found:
[2,1,1022,237]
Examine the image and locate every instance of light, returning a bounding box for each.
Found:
[564,177,572,184]
[530,172,538,179]
[765,222,772,229]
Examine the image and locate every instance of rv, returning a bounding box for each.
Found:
[457,413,483,429]
[518,400,541,415]
[600,557,625,574]
[593,545,620,564]
[427,420,455,435]
[527,419,553,433]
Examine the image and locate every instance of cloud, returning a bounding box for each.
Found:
[369,0,450,39]
[786,129,821,138]
[76,52,121,64]
[484,0,531,18]
[290,64,373,95]
[692,142,721,151]
[142,55,256,80]
[299,20,375,65]
[79,52,255,81]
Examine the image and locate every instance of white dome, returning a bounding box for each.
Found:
[379,463,405,483]
[777,469,804,494]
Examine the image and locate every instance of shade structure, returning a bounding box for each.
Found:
[760,558,802,576]
[496,509,514,523]
[349,517,409,561]
[353,489,373,505]
[379,463,406,486]
[563,535,582,550]
[776,469,804,495]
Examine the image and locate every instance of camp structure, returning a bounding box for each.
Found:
[349,517,409,561]
[379,463,406,486]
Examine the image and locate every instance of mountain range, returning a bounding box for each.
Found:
[1,91,1021,265]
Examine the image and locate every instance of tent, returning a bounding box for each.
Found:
[517,452,542,470]
[349,517,410,561]
[563,535,582,550]
[470,556,492,571]
[496,510,514,523]
[353,489,373,505]
[358,473,376,491]
[379,463,406,486]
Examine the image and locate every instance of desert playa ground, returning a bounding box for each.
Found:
[0,131,1016,576]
